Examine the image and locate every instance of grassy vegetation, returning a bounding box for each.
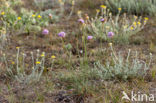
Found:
[105,0,156,16]
[0,0,156,103]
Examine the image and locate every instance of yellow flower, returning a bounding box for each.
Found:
[72,0,75,5]
[109,13,112,16]
[11,61,15,65]
[58,0,63,4]
[85,14,89,20]
[5,2,9,7]
[77,10,81,15]
[22,53,26,56]
[137,22,141,26]
[133,22,137,27]
[130,26,134,30]
[144,17,149,21]
[41,52,45,57]
[118,8,122,11]
[144,20,147,23]
[82,23,86,27]
[16,47,20,49]
[36,61,41,64]
[106,26,110,29]
[51,55,56,59]
[37,15,42,18]
[100,5,107,9]
[96,9,100,13]
[17,17,21,20]
[134,16,138,19]
[133,22,136,25]
[41,54,45,57]
[58,0,62,3]
[1,12,5,15]
[1,28,6,34]
[32,14,36,17]
[91,49,96,53]
[123,25,128,29]
[109,43,112,47]
[86,16,89,20]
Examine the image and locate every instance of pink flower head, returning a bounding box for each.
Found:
[78,19,85,24]
[100,18,105,22]
[58,32,66,38]
[87,36,93,40]
[49,13,52,19]
[42,29,49,35]
[108,32,114,38]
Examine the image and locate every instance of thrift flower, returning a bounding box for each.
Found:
[100,18,105,22]
[58,32,66,38]
[107,32,114,38]
[49,13,52,19]
[42,29,49,35]
[87,36,93,40]
[80,50,83,54]
[100,18,107,22]
[78,19,85,24]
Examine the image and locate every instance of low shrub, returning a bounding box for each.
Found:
[78,5,148,44]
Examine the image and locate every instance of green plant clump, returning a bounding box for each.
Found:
[105,0,156,15]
